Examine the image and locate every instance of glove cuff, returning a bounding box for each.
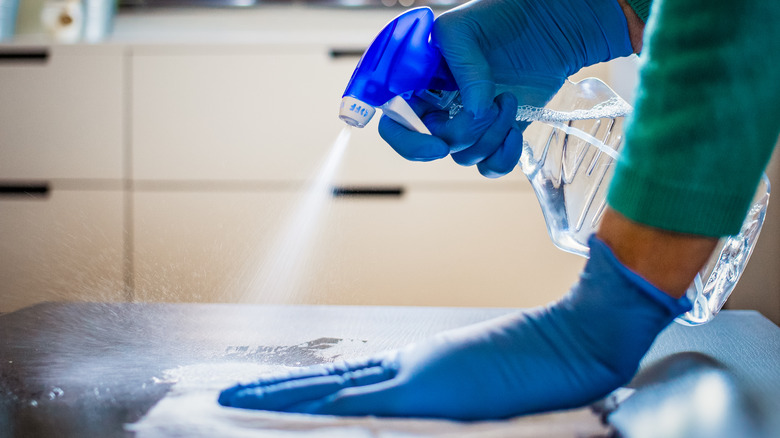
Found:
[551,234,693,385]
[579,0,635,65]
[587,234,692,316]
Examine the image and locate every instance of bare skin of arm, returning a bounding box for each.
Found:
[597,209,718,299]
[617,0,646,53]
[595,1,718,300]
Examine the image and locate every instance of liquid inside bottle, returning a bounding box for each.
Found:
[443,78,771,326]
[516,79,632,257]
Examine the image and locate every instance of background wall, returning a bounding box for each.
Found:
[1,6,777,325]
[14,0,45,35]
[730,147,780,323]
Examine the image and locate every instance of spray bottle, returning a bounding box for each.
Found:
[339,7,770,326]
[338,7,458,135]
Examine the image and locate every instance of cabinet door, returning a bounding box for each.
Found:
[132,48,342,182]
[132,188,584,307]
[308,188,585,307]
[0,46,124,180]
[0,189,125,313]
[132,190,290,303]
[131,46,527,185]
[130,48,627,187]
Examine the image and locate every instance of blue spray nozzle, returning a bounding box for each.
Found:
[339,7,457,131]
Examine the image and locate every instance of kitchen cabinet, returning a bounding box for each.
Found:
[0,189,125,313]
[1,10,776,323]
[306,187,585,307]
[0,35,617,310]
[132,189,290,303]
[132,188,584,307]
[132,47,338,182]
[128,44,607,305]
[0,45,125,313]
[0,45,124,180]
[130,45,527,185]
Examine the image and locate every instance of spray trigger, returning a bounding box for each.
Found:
[380,96,431,135]
[339,7,457,134]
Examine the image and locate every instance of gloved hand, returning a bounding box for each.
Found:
[218,235,691,420]
[379,0,634,178]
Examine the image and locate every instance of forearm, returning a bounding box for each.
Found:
[616,0,645,53]
[597,1,708,301]
[603,0,779,301]
[581,1,712,300]
[596,208,716,299]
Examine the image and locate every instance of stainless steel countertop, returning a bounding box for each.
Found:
[0,303,778,437]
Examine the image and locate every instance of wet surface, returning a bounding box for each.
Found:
[223,337,367,366]
[1,303,778,438]
[0,302,518,438]
[0,302,394,438]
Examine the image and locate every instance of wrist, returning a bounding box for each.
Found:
[596,208,717,299]
[616,0,646,53]
[553,234,692,387]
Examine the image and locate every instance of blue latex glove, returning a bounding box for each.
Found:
[379,0,634,177]
[218,236,691,420]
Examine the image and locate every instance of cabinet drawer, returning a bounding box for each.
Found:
[131,47,527,185]
[0,47,124,180]
[132,190,290,302]
[132,188,584,307]
[132,49,345,182]
[0,189,125,312]
[308,188,585,307]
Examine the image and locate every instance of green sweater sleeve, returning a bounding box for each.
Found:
[625,0,652,22]
[607,0,780,237]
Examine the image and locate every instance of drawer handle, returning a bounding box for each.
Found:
[0,49,49,64]
[332,186,404,198]
[0,182,50,198]
[329,48,366,60]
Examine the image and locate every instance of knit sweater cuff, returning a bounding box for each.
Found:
[625,0,652,22]
[607,0,779,237]
[607,165,755,237]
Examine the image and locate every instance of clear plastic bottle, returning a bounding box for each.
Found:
[516,78,770,326]
[338,7,770,325]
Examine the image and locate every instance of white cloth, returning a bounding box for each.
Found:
[127,362,608,438]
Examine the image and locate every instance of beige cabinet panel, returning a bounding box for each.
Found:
[131,47,527,185]
[0,190,125,313]
[0,47,124,180]
[132,190,293,303]
[132,49,348,182]
[310,189,585,307]
[133,188,584,307]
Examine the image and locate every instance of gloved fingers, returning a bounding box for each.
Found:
[217,367,329,405]
[221,363,397,411]
[405,94,440,115]
[285,378,409,416]
[222,374,349,410]
[218,357,388,405]
[476,125,524,178]
[379,100,499,160]
[378,115,450,161]
[431,11,495,118]
[450,92,518,167]
[424,106,498,154]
